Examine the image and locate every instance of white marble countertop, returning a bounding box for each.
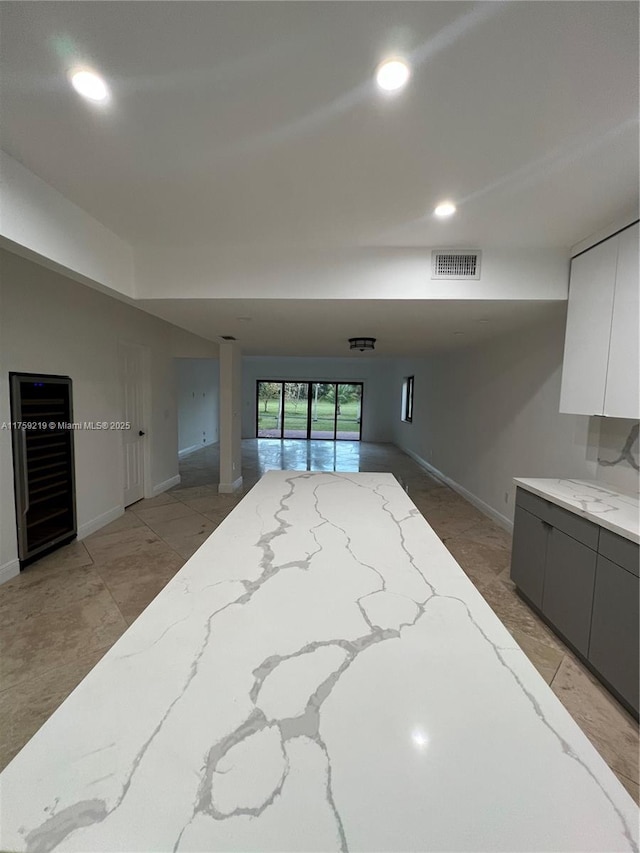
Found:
[513,478,639,544]
[1,472,638,852]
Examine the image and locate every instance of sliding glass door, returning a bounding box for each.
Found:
[310,383,336,439]
[283,382,310,438]
[257,381,363,440]
[256,381,283,437]
[336,383,362,440]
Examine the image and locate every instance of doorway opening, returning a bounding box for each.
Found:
[256,381,363,441]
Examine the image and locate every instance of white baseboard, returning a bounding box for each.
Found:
[219,476,243,494]
[178,443,202,459]
[400,446,513,533]
[178,439,218,459]
[152,475,181,496]
[0,558,20,585]
[78,506,124,539]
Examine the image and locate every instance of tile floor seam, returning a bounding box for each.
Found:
[0,642,117,697]
[90,566,136,630]
[617,771,640,786]
[548,656,565,688]
[145,509,215,560]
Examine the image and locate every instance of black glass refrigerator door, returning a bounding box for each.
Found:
[10,373,77,566]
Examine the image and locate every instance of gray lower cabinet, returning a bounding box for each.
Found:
[542,528,597,657]
[510,505,548,608]
[589,555,639,714]
[510,487,639,717]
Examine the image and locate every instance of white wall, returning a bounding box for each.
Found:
[242,356,394,442]
[135,246,569,301]
[176,359,219,455]
[390,305,639,528]
[0,151,135,299]
[0,154,569,305]
[0,250,216,582]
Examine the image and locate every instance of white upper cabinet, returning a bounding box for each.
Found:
[604,223,639,418]
[560,223,639,418]
[560,235,618,415]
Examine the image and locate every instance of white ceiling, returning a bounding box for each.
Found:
[137,297,564,357]
[0,2,637,358]
[1,1,638,252]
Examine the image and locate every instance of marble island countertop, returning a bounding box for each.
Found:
[513,478,639,544]
[1,472,638,852]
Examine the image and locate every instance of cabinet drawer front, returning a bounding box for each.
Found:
[542,528,597,657]
[515,488,553,524]
[589,555,639,714]
[598,529,639,577]
[510,505,547,608]
[547,503,600,550]
[515,488,600,549]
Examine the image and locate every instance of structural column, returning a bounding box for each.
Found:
[218,341,243,493]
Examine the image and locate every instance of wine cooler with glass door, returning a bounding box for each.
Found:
[10,373,77,567]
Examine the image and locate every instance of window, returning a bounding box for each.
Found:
[402,375,414,423]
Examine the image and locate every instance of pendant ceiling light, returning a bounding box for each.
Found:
[349,337,376,352]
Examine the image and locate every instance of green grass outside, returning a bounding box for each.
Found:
[257,397,361,434]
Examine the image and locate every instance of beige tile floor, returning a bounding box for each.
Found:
[1,440,638,805]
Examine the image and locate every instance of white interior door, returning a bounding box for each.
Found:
[120,342,146,506]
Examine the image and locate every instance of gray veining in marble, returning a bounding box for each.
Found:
[600,422,640,472]
[1,472,638,853]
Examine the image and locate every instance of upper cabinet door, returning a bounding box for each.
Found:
[559,236,618,415]
[604,223,639,419]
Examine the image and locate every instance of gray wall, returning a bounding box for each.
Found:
[176,358,219,454]
[390,306,639,527]
[0,250,216,579]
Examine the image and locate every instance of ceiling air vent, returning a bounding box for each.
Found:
[220,335,237,341]
[431,250,481,280]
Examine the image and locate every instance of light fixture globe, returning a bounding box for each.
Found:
[349,337,376,352]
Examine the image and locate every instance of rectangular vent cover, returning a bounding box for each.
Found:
[431,250,481,280]
[220,335,237,341]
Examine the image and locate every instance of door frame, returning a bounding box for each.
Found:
[118,340,151,504]
[255,380,364,441]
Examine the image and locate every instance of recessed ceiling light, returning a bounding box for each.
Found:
[70,68,109,102]
[434,202,456,218]
[375,58,411,92]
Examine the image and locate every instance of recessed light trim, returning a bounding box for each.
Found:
[375,58,411,92]
[70,68,109,103]
[434,202,456,218]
